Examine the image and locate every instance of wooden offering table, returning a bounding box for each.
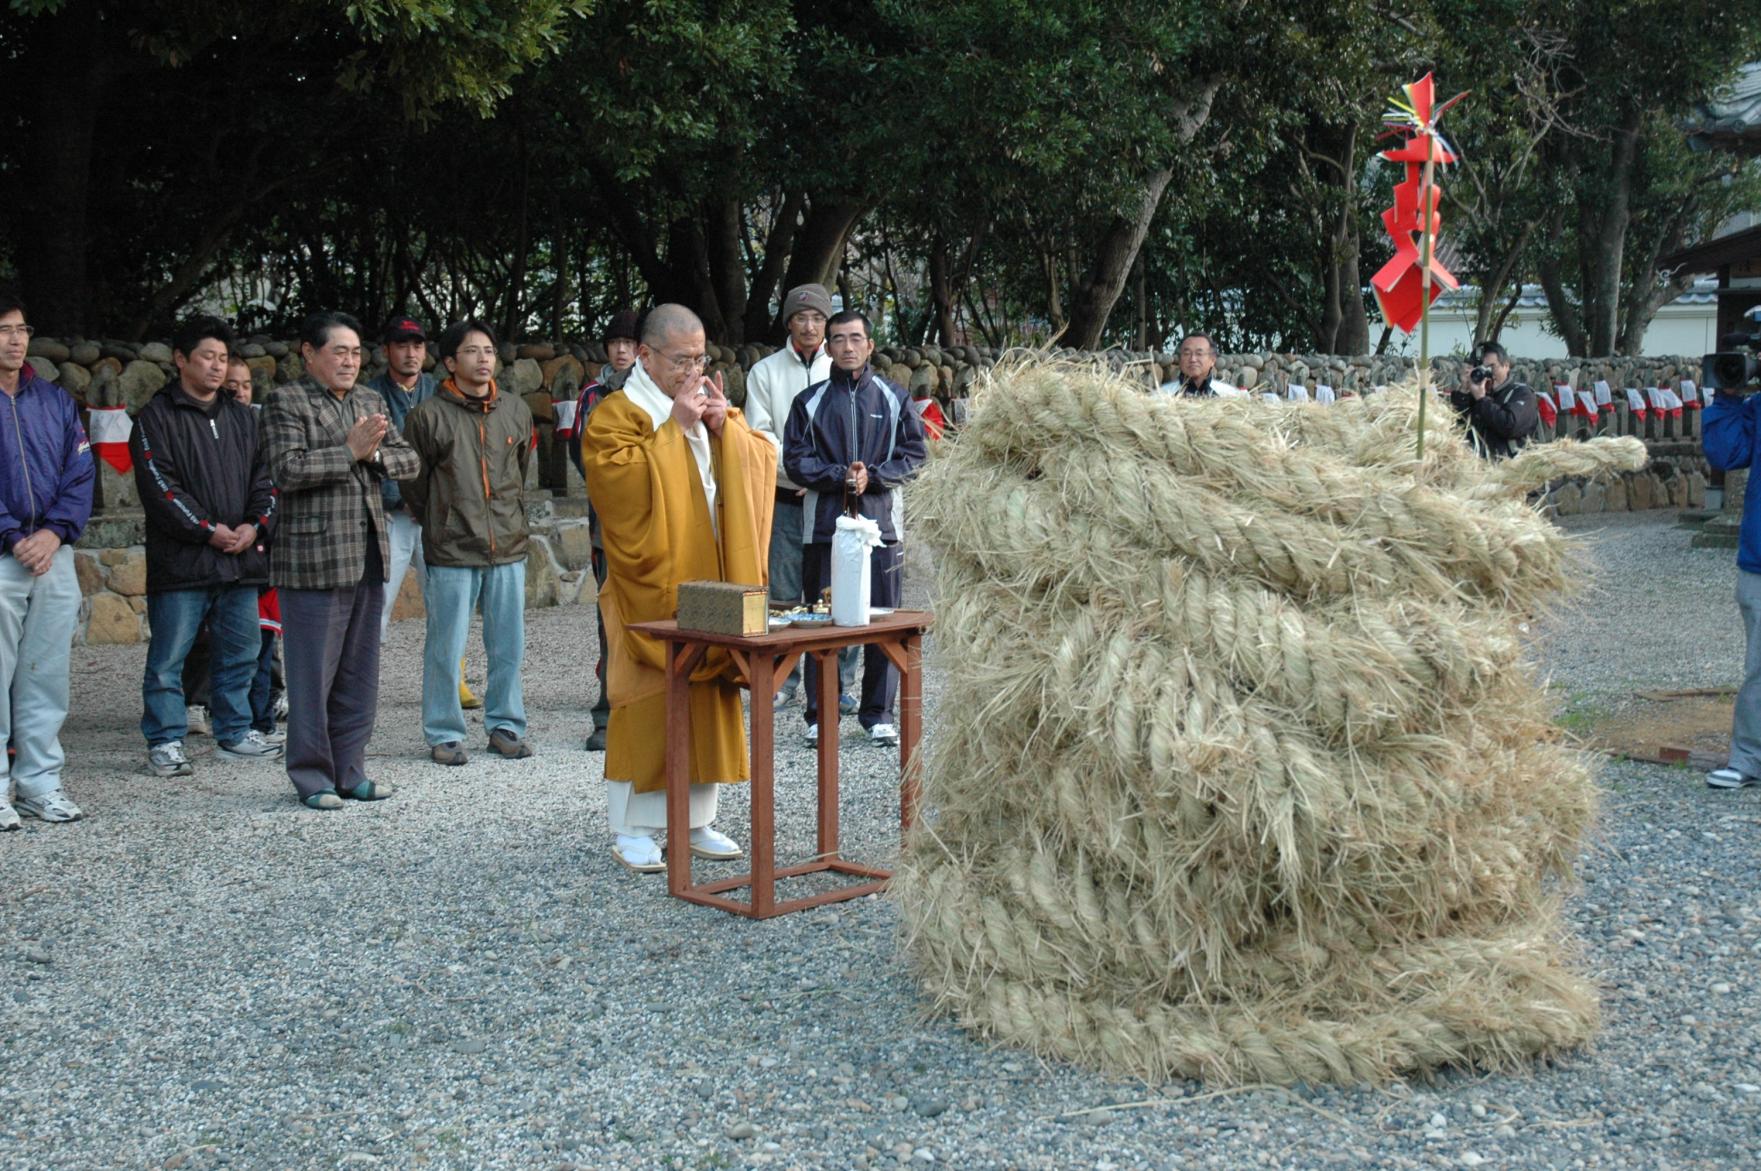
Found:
[628,610,932,919]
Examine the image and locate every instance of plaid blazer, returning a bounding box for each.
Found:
[263,377,420,591]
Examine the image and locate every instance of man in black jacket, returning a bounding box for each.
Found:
[1450,341,1539,459]
[131,316,279,776]
[783,310,927,747]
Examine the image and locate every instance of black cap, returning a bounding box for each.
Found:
[382,315,427,344]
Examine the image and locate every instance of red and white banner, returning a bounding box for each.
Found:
[1315,384,1336,404]
[1286,382,1310,403]
[1625,388,1648,420]
[1680,379,1702,409]
[1594,380,1613,413]
[1534,387,1558,428]
[1556,384,1581,421]
[86,406,133,474]
[1662,388,1684,420]
[553,397,579,438]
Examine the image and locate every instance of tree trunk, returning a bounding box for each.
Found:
[703,192,748,343]
[928,236,958,346]
[742,190,805,341]
[1577,110,1642,356]
[12,2,110,334]
[1062,78,1220,349]
[1537,204,1588,357]
[775,199,870,330]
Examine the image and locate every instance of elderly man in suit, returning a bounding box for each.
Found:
[262,311,420,810]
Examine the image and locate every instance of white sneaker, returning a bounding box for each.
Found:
[217,729,285,761]
[186,705,211,736]
[273,694,289,722]
[0,802,20,831]
[255,727,286,746]
[15,790,83,823]
[612,834,665,873]
[804,723,819,746]
[867,722,900,746]
[148,740,194,777]
[1707,766,1759,790]
[689,826,744,860]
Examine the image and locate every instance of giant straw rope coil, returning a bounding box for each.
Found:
[893,360,1646,1085]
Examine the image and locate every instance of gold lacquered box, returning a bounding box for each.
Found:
[676,580,769,637]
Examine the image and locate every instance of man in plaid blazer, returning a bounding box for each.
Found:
[263,310,420,810]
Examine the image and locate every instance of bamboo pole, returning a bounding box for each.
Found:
[1416,138,1438,461]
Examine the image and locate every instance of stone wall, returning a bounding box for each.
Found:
[22,333,1710,644]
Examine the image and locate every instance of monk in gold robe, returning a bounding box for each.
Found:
[581,304,777,872]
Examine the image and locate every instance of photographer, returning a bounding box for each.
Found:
[1450,342,1538,459]
[1702,378,1761,791]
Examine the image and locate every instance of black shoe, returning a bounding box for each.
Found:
[585,727,608,752]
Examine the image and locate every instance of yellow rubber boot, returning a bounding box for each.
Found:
[459,656,482,709]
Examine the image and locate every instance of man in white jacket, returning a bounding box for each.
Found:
[1159,333,1247,398]
[744,283,854,709]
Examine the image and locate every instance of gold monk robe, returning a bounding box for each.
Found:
[582,379,776,796]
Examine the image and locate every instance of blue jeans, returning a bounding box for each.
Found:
[247,626,280,733]
[422,561,526,745]
[0,547,80,801]
[142,586,260,746]
[770,496,853,694]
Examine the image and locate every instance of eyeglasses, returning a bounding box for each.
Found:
[661,351,709,371]
[0,325,35,339]
[1178,347,1211,358]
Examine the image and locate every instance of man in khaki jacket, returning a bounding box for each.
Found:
[402,319,535,766]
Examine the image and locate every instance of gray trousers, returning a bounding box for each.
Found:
[281,550,385,799]
[1733,570,1761,777]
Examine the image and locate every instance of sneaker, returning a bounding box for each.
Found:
[0,802,20,831]
[804,722,819,746]
[217,729,285,761]
[689,826,744,860]
[300,791,345,811]
[774,683,800,709]
[253,727,286,746]
[487,728,534,759]
[838,692,858,716]
[459,681,483,711]
[431,741,469,766]
[186,705,211,736]
[273,693,289,722]
[1707,766,1760,790]
[148,740,194,777]
[867,722,900,747]
[15,790,83,822]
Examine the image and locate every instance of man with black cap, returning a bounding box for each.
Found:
[567,308,641,750]
[745,283,854,710]
[368,314,480,709]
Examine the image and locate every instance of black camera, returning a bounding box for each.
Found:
[1704,309,1761,392]
[1470,365,1492,384]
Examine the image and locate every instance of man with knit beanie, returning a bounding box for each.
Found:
[568,308,642,750]
[401,320,536,766]
[745,283,855,710]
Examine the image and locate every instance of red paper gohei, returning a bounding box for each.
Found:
[1372,74,1468,334]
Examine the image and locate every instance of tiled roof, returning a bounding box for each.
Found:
[1687,62,1761,153]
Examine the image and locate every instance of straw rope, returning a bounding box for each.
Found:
[892,360,1637,1085]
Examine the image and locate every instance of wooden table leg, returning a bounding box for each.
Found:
[898,633,923,830]
[665,641,707,897]
[748,650,777,917]
[815,646,842,860]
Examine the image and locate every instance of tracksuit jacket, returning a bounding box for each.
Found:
[0,364,94,554]
[130,383,278,593]
[781,363,927,545]
[1705,390,1761,575]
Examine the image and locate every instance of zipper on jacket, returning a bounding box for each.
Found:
[478,415,495,556]
[7,392,39,530]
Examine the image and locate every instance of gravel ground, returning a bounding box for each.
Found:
[3,511,1759,1171]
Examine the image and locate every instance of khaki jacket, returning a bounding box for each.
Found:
[402,379,533,568]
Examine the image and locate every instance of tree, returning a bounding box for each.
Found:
[0,0,586,334]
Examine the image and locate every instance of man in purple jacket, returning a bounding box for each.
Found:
[0,292,95,829]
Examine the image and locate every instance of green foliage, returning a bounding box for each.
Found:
[1,0,1755,352]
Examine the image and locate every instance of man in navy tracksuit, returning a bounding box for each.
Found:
[0,292,94,828]
[1704,377,1761,791]
[782,309,927,747]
